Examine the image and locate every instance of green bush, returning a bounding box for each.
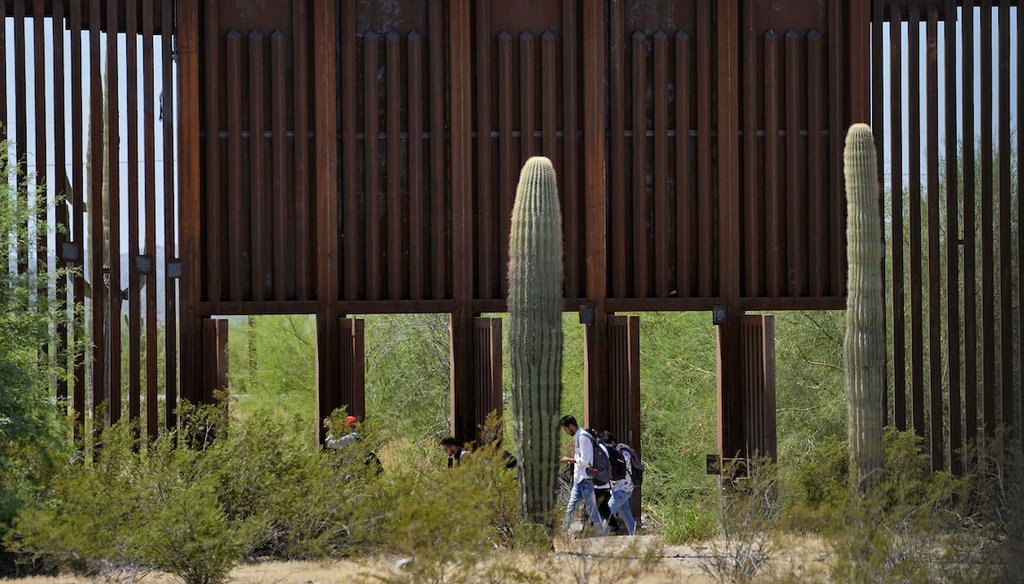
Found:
[205,411,375,559]
[353,433,548,583]
[5,421,260,584]
[658,497,717,543]
[780,429,969,582]
[699,459,781,584]
[6,405,557,583]
[0,147,73,576]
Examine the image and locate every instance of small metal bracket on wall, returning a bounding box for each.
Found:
[711,305,727,326]
[60,241,81,262]
[167,259,182,279]
[135,254,154,275]
[706,453,721,475]
[579,302,595,325]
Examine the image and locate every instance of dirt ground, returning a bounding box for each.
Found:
[1,535,831,583]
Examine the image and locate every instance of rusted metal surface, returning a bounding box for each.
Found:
[142,0,159,440]
[179,0,203,409]
[889,5,906,432]
[127,0,141,427]
[606,315,641,517]
[1018,1,1023,456]
[2,0,169,29]
[871,0,887,430]
[925,8,942,469]
[16,0,1023,471]
[581,0,608,431]
[980,0,995,438]
[907,5,924,438]
[450,0,474,441]
[69,0,86,437]
[338,318,367,423]
[88,0,104,425]
[106,0,122,424]
[876,0,1023,469]
[997,0,1013,435]
[314,0,341,439]
[162,0,178,432]
[202,319,229,403]
[52,0,67,407]
[943,0,961,474]
[473,318,504,431]
[962,0,978,450]
[739,315,777,460]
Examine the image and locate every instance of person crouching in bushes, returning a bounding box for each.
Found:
[324,415,360,450]
[440,436,470,468]
[324,415,383,476]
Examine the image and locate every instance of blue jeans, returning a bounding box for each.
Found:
[563,479,604,531]
[607,489,636,535]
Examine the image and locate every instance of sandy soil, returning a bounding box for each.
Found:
[1,535,831,583]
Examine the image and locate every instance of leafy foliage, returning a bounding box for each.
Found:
[5,420,259,584]
[700,459,781,584]
[0,147,73,574]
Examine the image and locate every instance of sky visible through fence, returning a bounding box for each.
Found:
[878,6,1019,189]
[3,16,178,281]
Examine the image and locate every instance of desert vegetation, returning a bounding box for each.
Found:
[2,136,1023,583]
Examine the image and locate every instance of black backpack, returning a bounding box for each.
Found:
[583,431,611,483]
[616,443,643,486]
[606,443,628,481]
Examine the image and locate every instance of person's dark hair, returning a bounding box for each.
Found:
[598,431,616,445]
[559,415,578,428]
[440,436,460,448]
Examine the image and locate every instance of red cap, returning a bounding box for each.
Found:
[344,415,358,428]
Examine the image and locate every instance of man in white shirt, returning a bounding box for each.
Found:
[559,415,606,534]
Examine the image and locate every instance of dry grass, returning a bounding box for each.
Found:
[1,535,834,584]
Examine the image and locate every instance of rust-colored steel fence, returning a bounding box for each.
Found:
[4,0,1017,474]
[1,0,177,438]
[873,0,1023,472]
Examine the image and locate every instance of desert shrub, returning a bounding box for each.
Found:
[777,435,848,532]
[204,411,377,559]
[0,150,73,576]
[771,428,1024,582]
[652,491,717,543]
[699,458,781,584]
[5,421,260,584]
[818,430,968,583]
[128,465,257,584]
[356,435,547,584]
[936,432,1024,583]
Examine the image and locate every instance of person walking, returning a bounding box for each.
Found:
[559,415,606,535]
[599,431,637,535]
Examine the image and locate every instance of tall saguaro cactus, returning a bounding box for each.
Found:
[843,124,884,491]
[508,156,564,524]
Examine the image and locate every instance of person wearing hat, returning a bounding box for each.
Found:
[323,415,360,450]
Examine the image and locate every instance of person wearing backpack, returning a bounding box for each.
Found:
[559,415,607,535]
[585,428,614,527]
[616,441,643,487]
[599,431,637,535]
